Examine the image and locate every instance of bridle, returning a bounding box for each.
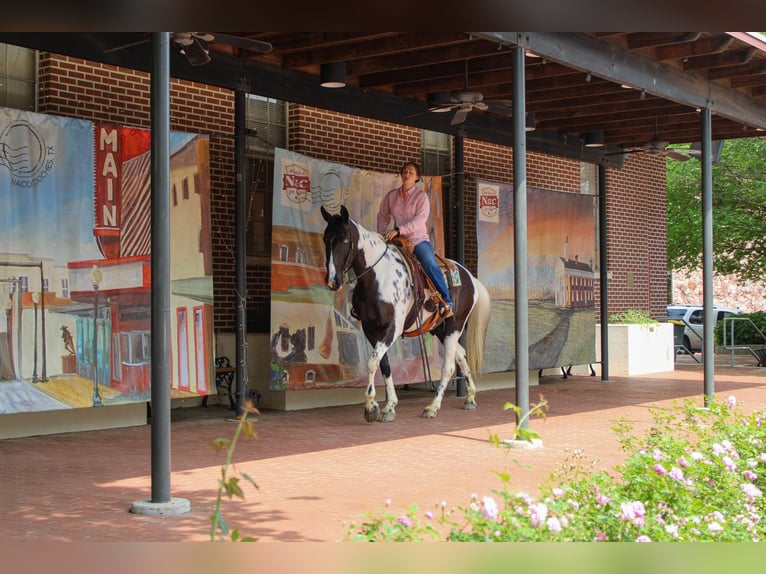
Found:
[349,245,388,284]
[330,220,388,286]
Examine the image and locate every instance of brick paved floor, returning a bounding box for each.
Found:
[1,360,764,542]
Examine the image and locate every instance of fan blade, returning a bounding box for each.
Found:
[451,107,471,125]
[428,103,459,113]
[182,38,211,66]
[104,35,150,54]
[664,150,691,162]
[211,33,273,54]
[667,146,701,157]
[604,148,643,157]
[484,100,514,117]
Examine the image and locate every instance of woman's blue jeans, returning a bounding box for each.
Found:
[413,241,453,308]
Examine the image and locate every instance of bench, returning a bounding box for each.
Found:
[214,356,237,410]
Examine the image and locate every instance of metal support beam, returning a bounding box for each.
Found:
[512,45,530,428]
[454,128,466,398]
[474,32,766,130]
[234,78,249,418]
[701,108,715,404]
[598,164,611,382]
[148,31,172,505]
[131,32,190,517]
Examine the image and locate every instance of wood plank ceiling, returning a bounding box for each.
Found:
[3,31,765,163]
[227,31,766,147]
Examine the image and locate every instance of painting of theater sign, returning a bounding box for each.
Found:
[0,108,213,414]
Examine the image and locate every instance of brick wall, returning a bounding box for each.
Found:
[36,55,668,333]
[605,152,668,319]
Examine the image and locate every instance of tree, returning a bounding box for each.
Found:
[666,136,766,284]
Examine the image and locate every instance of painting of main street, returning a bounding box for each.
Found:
[0,374,124,413]
[1,109,214,415]
[0,373,201,414]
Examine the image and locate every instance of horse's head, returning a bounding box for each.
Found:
[321,205,356,291]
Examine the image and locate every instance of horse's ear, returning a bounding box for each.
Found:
[340,205,349,222]
[320,205,331,222]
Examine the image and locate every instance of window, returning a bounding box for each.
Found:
[246,95,287,262]
[0,43,37,111]
[421,130,452,180]
[421,129,453,254]
[582,162,600,271]
[120,331,151,365]
[580,162,597,195]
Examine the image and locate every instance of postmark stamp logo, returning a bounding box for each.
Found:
[0,120,55,187]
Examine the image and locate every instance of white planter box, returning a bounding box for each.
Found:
[595,323,674,376]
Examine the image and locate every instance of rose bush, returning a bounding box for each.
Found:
[346,395,766,542]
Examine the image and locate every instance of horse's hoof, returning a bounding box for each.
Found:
[378,410,396,423]
[421,408,437,419]
[364,405,379,423]
[463,401,477,411]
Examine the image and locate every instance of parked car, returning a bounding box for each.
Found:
[666,304,741,352]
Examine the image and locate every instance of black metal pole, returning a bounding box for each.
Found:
[512,45,530,428]
[454,128,466,398]
[131,32,189,517]
[598,164,610,381]
[701,107,714,404]
[149,31,172,504]
[234,78,250,418]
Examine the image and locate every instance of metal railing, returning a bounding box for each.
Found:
[722,316,766,367]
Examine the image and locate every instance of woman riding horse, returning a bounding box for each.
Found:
[321,204,491,422]
[377,161,454,318]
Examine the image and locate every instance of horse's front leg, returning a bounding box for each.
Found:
[422,332,460,419]
[453,343,477,410]
[378,352,398,422]
[363,342,389,423]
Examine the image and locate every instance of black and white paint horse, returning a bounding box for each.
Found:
[321,205,491,422]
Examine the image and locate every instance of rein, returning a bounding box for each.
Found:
[344,241,388,285]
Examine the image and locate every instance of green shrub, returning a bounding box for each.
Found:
[608,309,658,325]
[715,311,766,346]
[345,395,766,542]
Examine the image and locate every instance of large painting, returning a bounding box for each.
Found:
[477,181,597,372]
[269,149,444,391]
[0,108,213,414]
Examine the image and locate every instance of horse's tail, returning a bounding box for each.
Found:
[466,278,491,378]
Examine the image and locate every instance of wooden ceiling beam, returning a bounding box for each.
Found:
[358,52,516,89]
[537,104,688,131]
[625,32,703,50]
[281,32,474,68]
[682,49,759,71]
[652,36,734,61]
[473,32,766,130]
[528,88,655,113]
[261,32,398,54]
[706,59,766,81]
[728,72,766,89]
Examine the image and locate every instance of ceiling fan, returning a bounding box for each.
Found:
[609,137,695,162]
[104,33,273,66]
[426,61,514,125]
